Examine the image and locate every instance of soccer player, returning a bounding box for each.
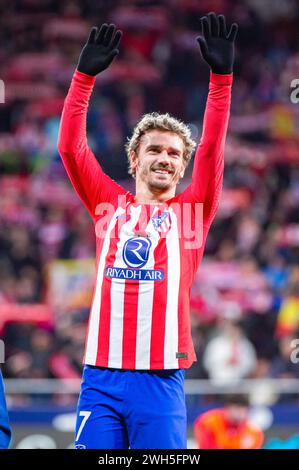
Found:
[58,13,238,449]
[0,369,11,449]
[194,395,264,449]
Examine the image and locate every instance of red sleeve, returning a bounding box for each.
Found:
[252,429,264,449]
[57,69,127,219]
[194,415,218,449]
[181,72,233,227]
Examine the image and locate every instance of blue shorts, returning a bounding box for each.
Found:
[0,371,11,449]
[75,365,187,449]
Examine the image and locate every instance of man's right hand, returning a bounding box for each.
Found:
[77,23,122,76]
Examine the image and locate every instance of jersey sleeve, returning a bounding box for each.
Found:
[194,414,218,449]
[181,72,233,227]
[57,69,127,219]
[252,428,264,449]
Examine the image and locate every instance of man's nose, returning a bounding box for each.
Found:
[157,150,170,164]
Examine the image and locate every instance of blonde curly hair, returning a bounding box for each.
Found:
[125,112,196,177]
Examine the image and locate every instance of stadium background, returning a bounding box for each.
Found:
[1,0,299,448]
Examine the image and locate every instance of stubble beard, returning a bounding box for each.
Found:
[139,161,182,189]
[147,168,177,192]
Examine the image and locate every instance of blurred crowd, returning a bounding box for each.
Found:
[1,0,299,404]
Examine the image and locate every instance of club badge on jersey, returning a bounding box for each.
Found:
[104,203,172,282]
[151,211,171,233]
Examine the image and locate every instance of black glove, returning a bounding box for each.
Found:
[197,12,238,74]
[77,23,122,76]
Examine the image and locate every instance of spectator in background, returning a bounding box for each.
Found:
[4,325,54,380]
[203,314,257,385]
[271,335,299,379]
[276,280,299,338]
[0,369,11,449]
[194,394,264,449]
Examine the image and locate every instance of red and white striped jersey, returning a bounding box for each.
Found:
[58,70,233,370]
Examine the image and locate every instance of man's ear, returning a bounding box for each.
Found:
[179,165,185,179]
[130,150,138,175]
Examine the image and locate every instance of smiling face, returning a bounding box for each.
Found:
[130,130,186,194]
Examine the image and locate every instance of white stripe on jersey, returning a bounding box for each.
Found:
[84,208,123,365]
[108,204,143,368]
[135,213,160,369]
[164,208,180,367]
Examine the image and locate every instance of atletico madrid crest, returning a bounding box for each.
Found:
[151,211,171,234]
